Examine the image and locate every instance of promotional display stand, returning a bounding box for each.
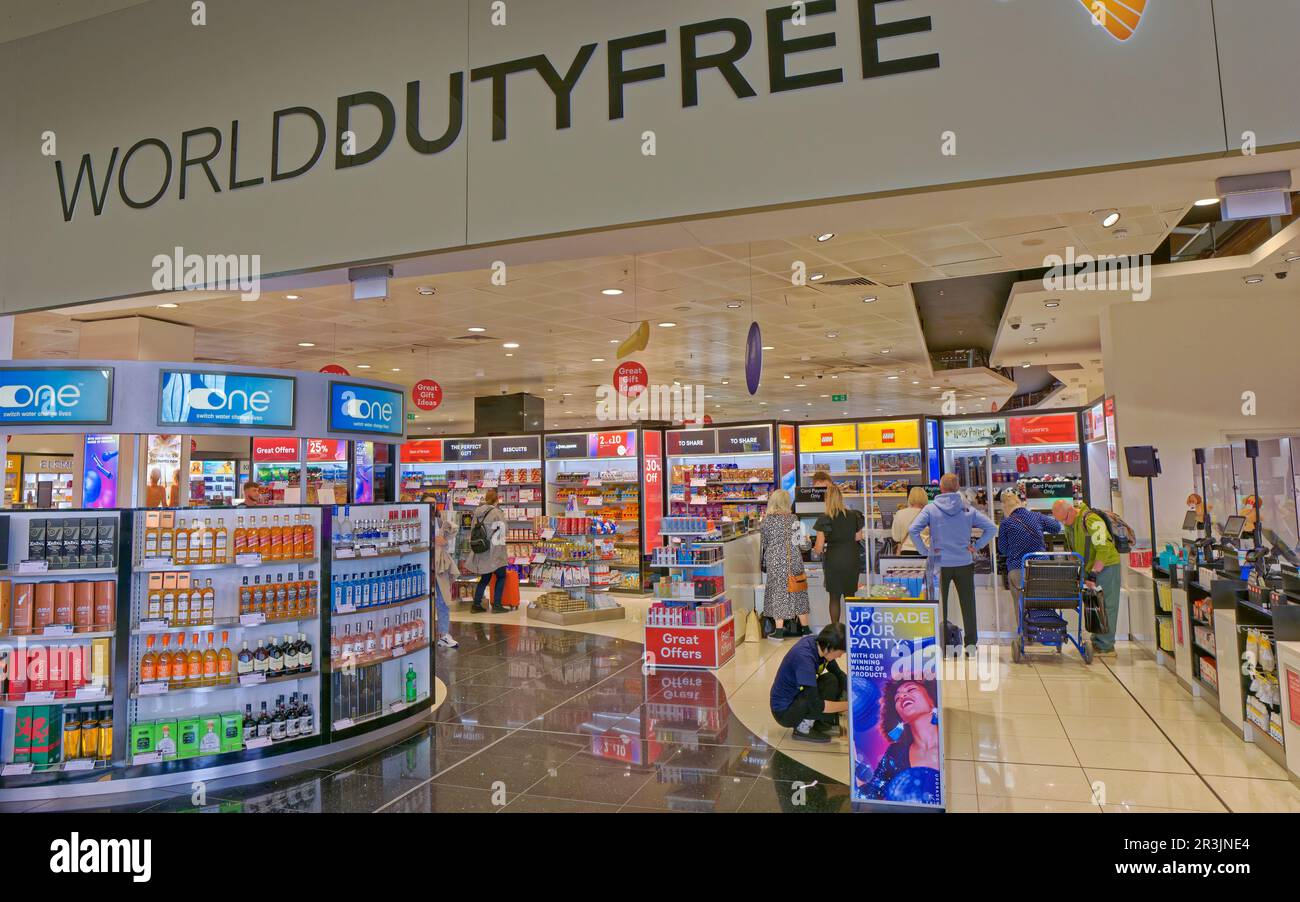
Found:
[526,501,627,626]
[645,517,735,670]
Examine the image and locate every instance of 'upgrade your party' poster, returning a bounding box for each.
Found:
[846,601,945,810]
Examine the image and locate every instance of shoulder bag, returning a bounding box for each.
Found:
[787,517,808,593]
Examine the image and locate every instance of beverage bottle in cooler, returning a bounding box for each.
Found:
[298,632,313,671]
[285,694,301,740]
[200,579,215,625]
[187,633,203,686]
[218,631,234,684]
[171,634,189,688]
[364,620,377,657]
[257,516,272,558]
[140,635,158,682]
[256,701,272,740]
[242,704,256,744]
[174,517,190,565]
[156,635,172,684]
[233,517,247,556]
[268,635,283,675]
[253,639,269,674]
[215,518,229,563]
[237,640,254,677]
[270,515,284,560]
[202,632,218,687]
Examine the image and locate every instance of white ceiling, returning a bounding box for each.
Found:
[0,0,149,44]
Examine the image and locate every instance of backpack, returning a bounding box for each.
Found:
[469,509,493,555]
[1088,509,1135,554]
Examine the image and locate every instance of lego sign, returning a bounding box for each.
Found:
[412,379,443,411]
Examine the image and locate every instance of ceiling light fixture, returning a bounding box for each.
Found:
[297,342,315,348]
[657,322,677,328]
[880,348,891,354]
[825,332,839,339]
[391,368,401,373]
[467,326,486,333]
[862,296,877,304]
[591,357,605,363]
[502,342,520,348]
[417,287,435,296]
[887,375,899,380]
[601,288,624,296]
[796,383,807,388]
[726,302,743,309]
[157,303,178,309]
[285,294,301,300]
[1025,338,1038,345]
[762,345,774,351]
[1285,254,1300,264]
[1101,210,1121,228]
[1043,300,1060,308]
[1022,363,1031,369]
[721,379,729,385]
[357,365,371,370]
[809,272,825,282]
[1193,198,1220,207]
[1244,274,1265,285]
[816,233,835,243]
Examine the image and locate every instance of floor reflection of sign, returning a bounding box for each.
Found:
[846,601,944,810]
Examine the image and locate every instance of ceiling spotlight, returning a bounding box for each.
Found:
[783,374,791,379]
[911,380,920,385]
[467,326,486,333]
[1285,254,1300,264]
[502,342,520,348]
[591,357,605,363]
[880,348,891,355]
[816,233,835,242]
[157,303,179,309]
[721,379,729,385]
[887,375,899,380]
[285,295,301,300]
[821,394,829,398]
[796,383,807,388]
[1194,198,1220,207]
[1022,363,1031,369]
[297,342,315,348]
[417,287,436,296]
[726,302,743,309]
[1044,300,1060,308]
[782,409,792,413]
[1025,338,1038,345]
[825,331,839,339]
[809,272,825,282]
[391,368,401,373]
[657,322,677,328]
[1101,210,1121,228]
[1244,274,1265,285]
[862,296,877,304]
[1033,325,1046,332]
[505,353,514,357]
[562,392,572,396]
[546,388,554,392]
[601,288,624,296]
[357,365,371,369]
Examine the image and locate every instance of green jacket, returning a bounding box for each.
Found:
[1062,503,1121,571]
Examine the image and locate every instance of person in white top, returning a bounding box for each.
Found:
[891,486,930,554]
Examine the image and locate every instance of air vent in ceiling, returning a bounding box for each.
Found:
[448,335,498,343]
[821,277,884,288]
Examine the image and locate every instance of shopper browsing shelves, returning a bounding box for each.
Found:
[769,623,848,743]
[428,500,459,648]
[999,491,1061,613]
[759,489,810,639]
[908,474,997,650]
[814,484,865,625]
[891,486,930,554]
[1051,499,1120,658]
[467,489,509,613]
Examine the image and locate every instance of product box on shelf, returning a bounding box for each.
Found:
[13,705,62,765]
[0,579,8,633]
[177,717,202,759]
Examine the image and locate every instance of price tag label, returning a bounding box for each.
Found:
[335,548,356,559]
[690,478,707,487]
[585,478,602,488]
[584,496,601,506]
[332,718,355,731]
[392,646,406,657]
[690,496,708,506]
[454,480,469,489]
[235,552,263,566]
[140,619,167,631]
[16,560,49,574]
[749,476,760,483]
[24,691,56,703]
[75,687,107,701]
[390,701,407,714]
[532,553,547,564]
[360,547,379,558]
[399,544,413,554]
[240,612,267,626]
[481,480,498,489]
[540,528,555,540]
[137,682,168,696]
[131,752,162,766]
[239,672,266,687]
[63,759,96,772]
[335,603,356,614]
[2,762,35,776]
[43,624,73,637]
[245,736,272,750]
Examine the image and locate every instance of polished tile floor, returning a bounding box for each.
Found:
[15,594,1298,813]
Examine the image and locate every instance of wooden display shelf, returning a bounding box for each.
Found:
[526,604,626,625]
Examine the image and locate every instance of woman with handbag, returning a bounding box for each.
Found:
[814,484,866,625]
[760,490,810,639]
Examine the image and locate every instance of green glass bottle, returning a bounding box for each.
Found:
[404,664,417,704]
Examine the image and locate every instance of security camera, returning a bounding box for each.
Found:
[1010,322,1022,330]
[816,373,824,380]
[1276,271,1288,280]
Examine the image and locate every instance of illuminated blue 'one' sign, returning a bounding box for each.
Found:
[0,367,113,425]
[159,370,296,429]
[329,381,403,437]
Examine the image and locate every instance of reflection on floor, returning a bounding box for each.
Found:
[18,593,1299,813]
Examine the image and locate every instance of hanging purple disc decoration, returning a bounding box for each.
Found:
[745,321,762,395]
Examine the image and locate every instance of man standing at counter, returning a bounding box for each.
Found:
[908,474,997,651]
[1052,500,1121,659]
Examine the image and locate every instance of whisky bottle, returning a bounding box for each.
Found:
[253,639,269,674]
[233,516,247,556]
[256,701,272,739]
[214,518,229,563]
[297,632,313,672]
[268,635,284,675]
[156,634,172,685]
[217,630,234,684]
[283,634,299,673]
[270,516,283,561]
[200,579,215,625]
[270,696,287,742]
[95,706,112,761]
[199,519,216,564]
[285,693,302,739]
[299,694,314,735]
[251,575,266,615]
[236,639,254,677]
[187,633,203,686]
[202,632,218,687]
[239,576,251,616]
[174,517,190,565]
[174,582,190,628]
[171,634,189,688]
[242,703,256,743]
[140,635,158,682]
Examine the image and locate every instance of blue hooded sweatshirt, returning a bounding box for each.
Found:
[908,492,997,568]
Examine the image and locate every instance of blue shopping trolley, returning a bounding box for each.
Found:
[1010,552,1093,665]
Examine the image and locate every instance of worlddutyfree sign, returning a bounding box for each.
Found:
[328,381,404,437]
[0,367,113,426]
[159,370,295,429]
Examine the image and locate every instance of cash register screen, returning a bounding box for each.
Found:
[1181,511,1198,531]
[1222,515,1247,539]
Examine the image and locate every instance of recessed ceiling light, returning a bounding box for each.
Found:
[911,381,920,385]
[820,394,829,398]
[357,365,371,369]
[809,272,825,282]
[591,357,605,363]
[157,303,178,309]
[1101,211,1121,228]
[783,374,791,379]
[1043,300,1060,308]
[931,386,941,390]
[1194,198,1220,207]
[1033,325,1046,332]
[466,326,486,333]
[887,375,899,380]
[657,322,677,328]
[391,368,401,372]
[759,402,768,406]
[762,345,774,351]
[1022,363,1031,369]
[1025,338,1038,345]
[816,233,835,242]
[285,295,300,300]
[796,383,807,388]
[297,342,315,348]
[721,379,729,385]
[1244,274,1265,285]
[726,303,743,309]
[601,288,624,296]
[417,287,435,296]
[805,402,813,406]
[880,348,891,355]
[825,332,839,339]
[503,342,520,348]
[782,409,791,413]
[862,296,877,304]
[1285,254,1300,264]
[505,353,514,357]
[563,392,572,396]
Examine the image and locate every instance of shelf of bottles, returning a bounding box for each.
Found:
[645,516,735,670]
[0,510,123,777]
[126,506,324,765]
[545,457,642,592]
[327,503,432,734]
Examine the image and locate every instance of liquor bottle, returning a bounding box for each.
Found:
[140,635,158,682]
[239,576,251,616]
[171,633,189,688]
[329,627,340,663]
[305,570,317,615]
[285,693,301,739]
[174,581,190,628]
[297,632,313,672]
[200,579,215,625]
[198,718,220,755]
[252,575,266,616]
[242,704,256,743]
[144,518,160,558]
[199,518,216,564]
[364,620,377,657]
[286,576,300,619]
[147,578,163,621]
[236,640,254,677]
[253,639,269,674]
[270,515,283,561]
[187,633,203,686]
[405,664,417,704]
[256,701,272,740]
[217,630,233,684]
[299,694,314,735]
[274,574,288,620]
[159,517,175,562]
[214,518,229,563]
[281,634,297,673]
[161,580,176,624]
[63,710,82,761]
[380,617,393,652]
[303,515,315,559]
[156,634,172,685]
[233,516,247,556]
[257,516,272,558]
[202,632,219,687]
[174,517,190,565]
[267,635,283,675]
[187,519,202,565]
[96,706,112,761]
[270,696,287,742]
[157,723,177,759]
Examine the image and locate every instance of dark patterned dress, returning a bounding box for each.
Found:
[760,513,810,620]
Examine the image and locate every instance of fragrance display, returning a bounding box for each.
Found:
[545,430,645,592]
[327,502,431,732]
[645,520,735,671]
